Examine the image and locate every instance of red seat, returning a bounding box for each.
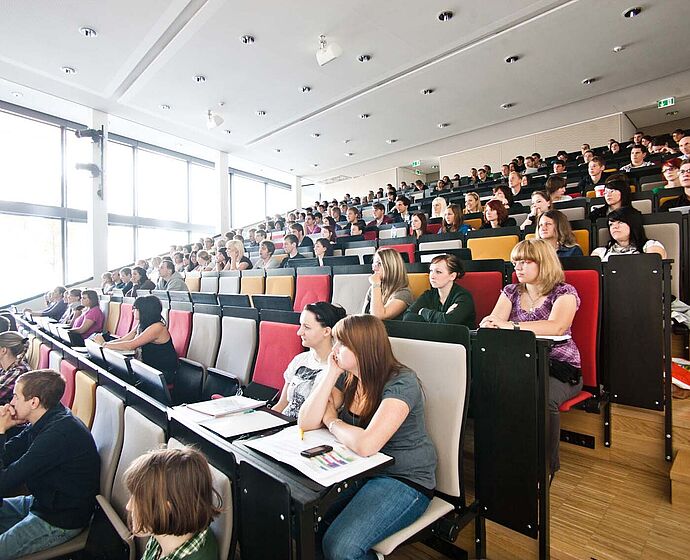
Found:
[293,274,331,312]
[115,303,134,337]
[456,272,504,328]
[364,230,378,241]
[385,243,416,264]
[60,361,77,408]
[251,322,303,391]
[38,344,50,370]
[168,309,192,358]
[427,223,442,234]
[559,269,599,411]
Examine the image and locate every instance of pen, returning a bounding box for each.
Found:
[298,428,304,440]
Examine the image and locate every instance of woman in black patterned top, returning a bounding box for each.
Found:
[0,332,29,404]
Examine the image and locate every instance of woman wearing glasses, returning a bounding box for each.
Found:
[480,239,582,481]
[362,248,413,320]
[659,161,690,211]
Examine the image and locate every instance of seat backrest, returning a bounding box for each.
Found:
[111,407,166,519]
[293,274,331,312]
[167,439,233,560]
[105,301,121,334]
[419,239,463,252]
[407,273,431,299]
[115,303,134,337]
[573,229,590,256]
[38,343,51,370]
[29,337,41,370]
[467,235,519,261]
[168,309,193,358]
[59,360,77,408]
[91,386,125,500]
[49,349,62,374]
[252,321,303,390]
[564,270,599,389]
[72,370,97,429]
[644,222,680,297]
[265,275,295,298]
[187,312,221,366]
[215,316,258,386]
[390,337,468,498]
[383,243,416,264]
[632,199,652,214]
[240,274,265,296]
[200,274,219,293]
[185,273,201,292]
[558,206,586,221]
[344,246,376,264]
[455,272,504,328]
[218,274,240,294]
[98,298,110,325]
[378,225,408,239]
[331,273,371,314]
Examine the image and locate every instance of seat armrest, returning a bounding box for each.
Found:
[179,357,206,371]
[95,495,133,544]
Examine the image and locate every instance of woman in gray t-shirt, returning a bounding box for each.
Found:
[362,248,414,320]
[299,314,436,560]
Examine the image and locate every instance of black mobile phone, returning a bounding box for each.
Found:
[300,445,333,458]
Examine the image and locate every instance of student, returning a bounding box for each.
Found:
[0,332,29,405]
[0,369,100,557]
[280,234,306,268]
[535,210,584,258]
[70,290,104,340]
[479,239,582,480]
[589,175,632,221]
[430,197,448,219]
[124,447,221,560]
[463,192,482,215]
[440,203,471,234]
[362,248,414,320]
[591,207,666,261]
[255,240,281,269]
[298,315,436,560]
[313,238,334,266]
[481,200,517,228]
[273,302,347,419]
[94,295,178,384]
[403,254,475,327]
[520,190,552,230]
[409,212,428,239]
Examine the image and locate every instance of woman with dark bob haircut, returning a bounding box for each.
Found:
[93,295,178,384]
[591,206,666,261]
[589,174,632,221]
[125,447,221,559]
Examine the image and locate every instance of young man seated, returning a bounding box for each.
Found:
[0,369,100,557]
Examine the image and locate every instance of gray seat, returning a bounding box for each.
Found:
[214,316,258,386]
[344,246,376,264]
[219,273,240,294]
[48,350,61,373]
[631,199,652,215]
[187,312,221,368]
[559,206,586,221]
[201,272,219,293]
[331,273,371,314]
[419,239,463,252]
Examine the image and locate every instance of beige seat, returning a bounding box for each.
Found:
[201,272,219,293]
[187,311,221,368]
[105,301,121,335]
[344,246,376,264]
[71,371,97,428]
[632,199,652,214]
[331,273,371,314]
[467,235,519,261]
[215,315,258,385]
[419,239,463,252]
[167,438,234,560]
[28,336,41,370]
[218,271,241,294]
[185,272,201,292]
[559,206,586,221]
[48,350,62,374]
[373,335,469,556]
[407,273,431,299]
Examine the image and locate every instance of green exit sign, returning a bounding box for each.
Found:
[411,160,421,167]
[415,169,422,175]
[658,97,675,109]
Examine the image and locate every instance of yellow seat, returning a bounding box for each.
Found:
[526,231,589,256]
[407,273,431,299]
[72,371,97,428]
[265,275,294,298]
[105,302,121,335]
[184,273,201,292]
[659,195,678,208]
[465,218,482,231]
[28,336,41,370]
[240,275,265,296]
[467,235,519,261]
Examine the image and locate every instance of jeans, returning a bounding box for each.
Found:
[322,476,430,560]
[0,496,83,559]
[548,376,583,473]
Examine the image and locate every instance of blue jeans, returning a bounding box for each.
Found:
[322,476,430,560]
[0,496,83,559]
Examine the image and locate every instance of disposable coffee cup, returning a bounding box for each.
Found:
[595,185,605,197]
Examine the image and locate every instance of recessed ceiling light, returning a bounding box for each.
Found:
[256,110,266,116]
[666,111,679,117]
[421,88,435,95]
[224,129,232,134]
[10,91,22,98]
[274,148,282,153]
[437,122,449,128]
[343,139,351,144]
[505,55,520,64]
[193,75,206,83]
[612,45,625,53]
[344,152,354,157]
[438,11,453,22]
[359,113,370,119]
[358,54,371,63]
[311,133,321,138]
[312,163,319,168]
[289,168,295,172]
[500,102,514,109]
[581,77,596,85]
[240,35,255,44]
[301,85,312,93]
[79,27,98,38]
[623,7,642,18]
[160,104,171,110]
[60,66,76,75]
[386,139,398,144]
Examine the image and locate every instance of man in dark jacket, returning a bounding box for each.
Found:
[0,369,100,557]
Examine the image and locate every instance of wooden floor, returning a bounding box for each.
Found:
[390,399,690,560]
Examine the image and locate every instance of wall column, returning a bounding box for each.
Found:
[293,175,302,210]
[217,151,230,232]
[90,110,108,279]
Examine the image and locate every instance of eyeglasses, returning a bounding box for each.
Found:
[511,259,535,268]
[680,169,690,175]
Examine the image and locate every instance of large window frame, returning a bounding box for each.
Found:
[229,167,292,228]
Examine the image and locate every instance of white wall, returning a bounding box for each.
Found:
[397,167,427,188]
[439,114,624,178]
[318,168,397,201]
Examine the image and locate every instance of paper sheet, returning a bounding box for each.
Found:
[185,395,266,417]
[199,410,288,438]
[243,426,391,486]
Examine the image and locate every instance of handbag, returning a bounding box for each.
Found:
[549,359,582,385]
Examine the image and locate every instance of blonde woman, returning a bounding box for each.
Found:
[430,197,448,219]
[225,239,253,271]
[463,192,482,215]
[362,248,413,320]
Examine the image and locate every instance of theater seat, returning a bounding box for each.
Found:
[48,350,62,377]
[294,270,331,312]
[38,343,50,370]
[265,270,295,298]
[383,243,416,264]
[71,371,97,428]
[59,360,77,408]
[467,234,519,261]
[114,302,134,337]
[456,271,503,328]
[28,336,41,370]
[105,302,121,335]
[168,309,192,358]
[219,271,241,294]
[184,272,201,292]
[240,271,265,296]
[331,272,371,315]
[407,273,431,299]
[214,315,258,386]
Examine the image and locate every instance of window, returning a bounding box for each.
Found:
[137,227,188,261]
[189,164,218,227]
[107,225,134,270]
[266,184,293,217]
[0,111,62,206]
[66,221,92,283]
[64,133,94,211]
[136,149,187,222]
[107,141,134,215]
[0,214,61,303]
[231,175,266,227]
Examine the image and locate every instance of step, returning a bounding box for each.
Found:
[670,449,690,510]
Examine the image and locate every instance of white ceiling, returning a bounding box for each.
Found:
[0,0,689,182]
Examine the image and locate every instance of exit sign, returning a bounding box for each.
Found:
[411,160,421,167]
[658,97,675,109]
[415,169,422,175]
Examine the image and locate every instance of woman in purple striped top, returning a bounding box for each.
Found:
[480,239,582,480]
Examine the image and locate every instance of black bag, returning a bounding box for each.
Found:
[549,359,582,385]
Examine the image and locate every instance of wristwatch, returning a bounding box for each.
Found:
[512,321,520,330]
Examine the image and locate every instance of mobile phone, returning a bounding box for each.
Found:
[300,445,333,458]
